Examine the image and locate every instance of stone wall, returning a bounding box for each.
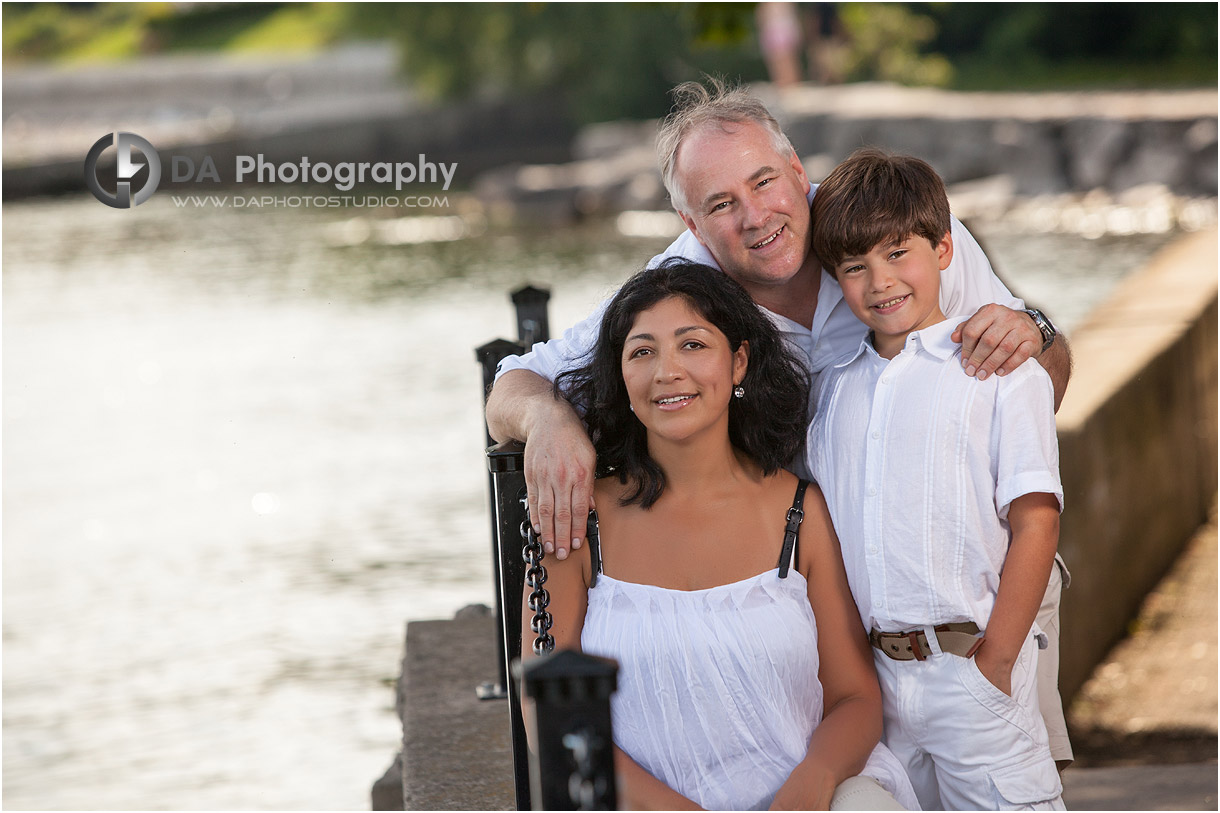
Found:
[1055,227,1219,700]
[473,84,1217,224]
[774,84,1218,196]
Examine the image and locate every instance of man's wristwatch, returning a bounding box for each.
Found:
[1022,308,1058,355]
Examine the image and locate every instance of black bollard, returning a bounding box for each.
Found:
[476,339,526,442]
[516,650,619,811]
[474,342,525,705]
[511,285,551,348]
[487,441,533,808]
[475,286,553,808]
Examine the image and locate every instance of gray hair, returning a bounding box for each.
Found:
[656,78,796,214]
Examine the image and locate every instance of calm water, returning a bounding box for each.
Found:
[1,193,1185,809]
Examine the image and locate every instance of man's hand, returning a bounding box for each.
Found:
[524,419,596,561]
[952,304,1072,411]
[485,369,596,560]
[951,303,1041,381]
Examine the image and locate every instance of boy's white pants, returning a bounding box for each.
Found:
[875,631,1064,811]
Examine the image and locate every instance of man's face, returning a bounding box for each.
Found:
[673,121,813,296]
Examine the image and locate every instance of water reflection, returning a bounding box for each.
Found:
[0,192,1199,809]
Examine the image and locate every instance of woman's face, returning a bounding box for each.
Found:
[620,296,748,445]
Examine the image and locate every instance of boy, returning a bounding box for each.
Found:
[807,148,1064,811]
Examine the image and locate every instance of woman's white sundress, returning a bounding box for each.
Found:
[580,484,919,811]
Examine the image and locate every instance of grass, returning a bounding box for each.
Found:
[3,3,348,64]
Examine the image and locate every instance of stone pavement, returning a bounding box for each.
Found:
[1063,763,1217,811]
[1061,504,1218,810]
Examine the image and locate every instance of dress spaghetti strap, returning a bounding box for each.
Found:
[777,479,809,578]
[587,509,602,587]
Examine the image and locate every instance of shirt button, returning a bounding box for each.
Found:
[873,600,882,608]
[869,545,879,554]
[868,486,877,496]
[871,430,881,440]
[880,376,890,385]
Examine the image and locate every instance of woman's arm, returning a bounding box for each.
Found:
[771,485,882,811]
[613,748,703,810]
[519,539,591,760]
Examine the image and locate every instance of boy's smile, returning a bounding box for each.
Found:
[835,232,954,359]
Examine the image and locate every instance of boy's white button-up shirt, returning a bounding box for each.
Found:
[807,320,1063,634]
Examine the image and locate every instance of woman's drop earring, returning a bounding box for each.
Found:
[733,385,745,399]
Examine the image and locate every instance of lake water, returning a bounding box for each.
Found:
[1,192,1194,809]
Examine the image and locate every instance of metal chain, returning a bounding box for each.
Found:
[521,498,554,654]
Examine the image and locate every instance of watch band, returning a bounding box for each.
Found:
[1022,308,1057,354]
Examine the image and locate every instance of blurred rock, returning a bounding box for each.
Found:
[473,83,1217,224]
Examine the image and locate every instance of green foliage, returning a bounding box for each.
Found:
[837,3,953,86]
[343,3,767,123]
[4,2,1214,114]
[3,2,348,62]
[3,2,158,62]
[920,2,1217,88]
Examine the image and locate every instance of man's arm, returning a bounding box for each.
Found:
[485,369,596,561]
[953,309,1072,411]
[939,218,1072,410]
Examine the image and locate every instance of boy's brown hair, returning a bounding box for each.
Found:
[811,147,951,273]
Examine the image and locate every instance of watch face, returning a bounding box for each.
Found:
[1025,309,1056,349]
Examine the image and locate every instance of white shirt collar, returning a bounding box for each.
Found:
[834,318,958,368]
[909,319,960,360]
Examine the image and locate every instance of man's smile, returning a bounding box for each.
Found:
[750,225,785,250]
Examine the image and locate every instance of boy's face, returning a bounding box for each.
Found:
[834,232,953,359]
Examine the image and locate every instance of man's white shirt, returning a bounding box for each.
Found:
[806,319,1063,633]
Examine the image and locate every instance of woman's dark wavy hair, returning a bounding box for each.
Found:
[556,258,810,508]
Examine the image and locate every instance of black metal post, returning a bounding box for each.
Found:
[475,340,524,703]
[488,441,532,810]
[516,650,619,811]
[511,285,551,348]
[475,285,552,808]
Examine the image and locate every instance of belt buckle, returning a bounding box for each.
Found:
[872,629,931,661]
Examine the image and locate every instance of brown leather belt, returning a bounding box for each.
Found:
[870,622,983,661]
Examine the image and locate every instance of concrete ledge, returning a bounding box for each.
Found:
[400,611,513,811]
[1056,227,1219,700]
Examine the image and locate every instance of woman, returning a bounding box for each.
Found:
[523,259,916,810]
